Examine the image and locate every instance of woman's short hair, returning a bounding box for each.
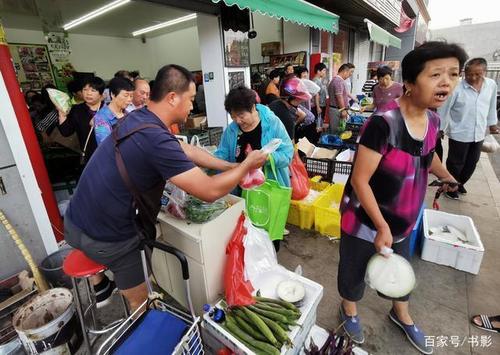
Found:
[376,66,393,79]
[108,77,134,98]
[224,86,256,113]
[314,62,327,74]
[83,76,106,95]
[402,41,468,83]
[295,66,309,77]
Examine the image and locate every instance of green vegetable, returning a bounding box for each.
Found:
[241,307,279,347]
[256,314,293,347]
[184,196,228,223]
[225,319,280,355]
[230,313,269,342]
[248,305,290,324]
[255,302,300,319]
[255,296,301,313]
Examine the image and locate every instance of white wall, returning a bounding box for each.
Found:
[148,26,201,72]
[69,33,153,79]
[249,13,281,64]
[3,26,201,80]
[249,13,310,66]
[197,14,227,128]
[283,21,310,55]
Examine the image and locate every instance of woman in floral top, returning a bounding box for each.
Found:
[94,77,134,145]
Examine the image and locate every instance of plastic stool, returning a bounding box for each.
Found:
[63,249,129,353]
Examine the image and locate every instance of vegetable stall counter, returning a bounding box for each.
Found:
[152,194,245,315]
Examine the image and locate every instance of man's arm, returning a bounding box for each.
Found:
[181,141,237,171]
[487,82,498,129]
[170,150,267,202]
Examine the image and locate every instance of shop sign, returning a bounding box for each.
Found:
[44,32,75,91]
[224,30,250,67]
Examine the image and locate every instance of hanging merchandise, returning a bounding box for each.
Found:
[290,150,310,200]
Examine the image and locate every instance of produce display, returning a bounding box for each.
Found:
[220,296,302,354]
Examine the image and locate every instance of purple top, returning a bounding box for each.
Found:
[340,100,440,243]
[373,82,404,111]
[328,76,349,108]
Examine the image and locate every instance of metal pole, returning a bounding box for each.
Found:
[0,21,64,241]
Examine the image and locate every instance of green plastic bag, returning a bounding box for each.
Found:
[242,156,292,241]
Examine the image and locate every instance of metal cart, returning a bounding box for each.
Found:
[97,239,204,355]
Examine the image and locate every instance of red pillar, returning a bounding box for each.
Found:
[0,23,63,241]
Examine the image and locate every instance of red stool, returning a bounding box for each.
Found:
[63,249,128,353]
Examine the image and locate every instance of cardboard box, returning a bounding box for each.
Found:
[185,115,207,129]
[297,137,337,160]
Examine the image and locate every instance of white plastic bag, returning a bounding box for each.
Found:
[481,135,499,153]
[164,182,188,219]
[243,218,278,283]
[365,247,416,298]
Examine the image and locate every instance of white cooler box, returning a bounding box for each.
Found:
[202,267,323,355]
[421,209,484,274]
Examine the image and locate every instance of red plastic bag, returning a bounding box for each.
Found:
[224,213,255,306]
[290,150,310,200]
[239,144,265,189]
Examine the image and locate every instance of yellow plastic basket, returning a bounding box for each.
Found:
[287,177,331,229]
[313,184,345,237]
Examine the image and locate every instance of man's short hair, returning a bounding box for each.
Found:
[114,70,130,78]
[150,64,194,102]
[108,77,134,97]
[338,64,351,73]
[83,76,106,95]
[134,78,149,89]
[465,57,487,71]
[376,66,393,79]
[345,63,355,69]
[269,69,281,80]
[224,86,256,113]
[402,41,468,84]
[314,62,327,74]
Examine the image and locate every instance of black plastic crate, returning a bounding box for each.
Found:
[208,127,224,146]
[333,160,353,176]
[304,157,334,181]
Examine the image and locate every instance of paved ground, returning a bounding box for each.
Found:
[276,143,500,355]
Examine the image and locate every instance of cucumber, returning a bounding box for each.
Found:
[248,305,289,323]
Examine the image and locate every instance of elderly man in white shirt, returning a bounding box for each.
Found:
[439,57,499,199]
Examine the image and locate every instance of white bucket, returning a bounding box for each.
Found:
[12,288,81,354]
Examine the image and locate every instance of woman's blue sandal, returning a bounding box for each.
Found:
[389,308,433,354]
[339,304,365,344]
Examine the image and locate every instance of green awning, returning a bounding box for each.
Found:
[212,0,339,33]
[364,19,401,49]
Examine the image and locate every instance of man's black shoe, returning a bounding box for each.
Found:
[458,185,467,194]
[445,191,459,200]
[94,276,116,308]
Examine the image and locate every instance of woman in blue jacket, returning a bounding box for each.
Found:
[215,86,294,249]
